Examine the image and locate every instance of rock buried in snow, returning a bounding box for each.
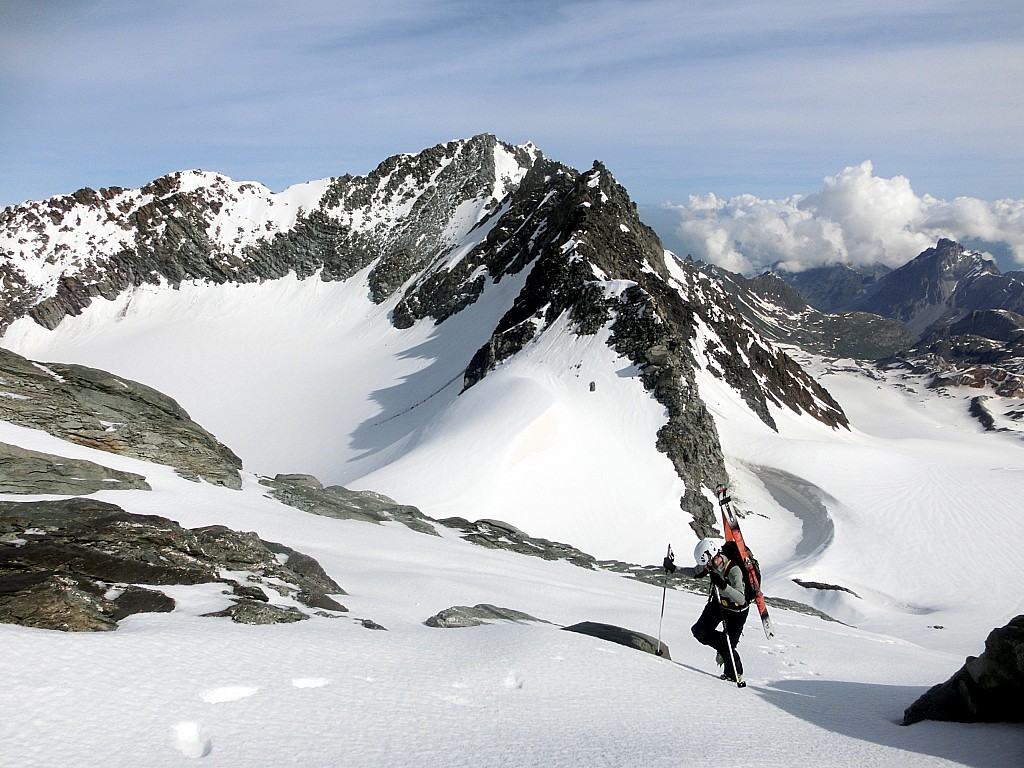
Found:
[424,603,548,628]
[563,621,670,659]
[903,615,1024,725]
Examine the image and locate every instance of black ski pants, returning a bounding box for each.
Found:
[691,600,749,679]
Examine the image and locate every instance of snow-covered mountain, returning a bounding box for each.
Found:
[0,134,844,545]
[2,135,1024,765]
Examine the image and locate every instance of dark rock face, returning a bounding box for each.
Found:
[0,442,150,493]
[0,347,242,488]
[563,621,669,658]
[916,309,1024,378]
[903,615,1024,725]
[778,263,890,312]
[0,497,347,631]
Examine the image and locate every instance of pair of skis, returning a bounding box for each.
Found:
[716,483,775,640]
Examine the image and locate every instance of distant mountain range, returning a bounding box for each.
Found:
[769,238,1024,381]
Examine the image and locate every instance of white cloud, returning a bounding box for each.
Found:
[662,161,1024,274]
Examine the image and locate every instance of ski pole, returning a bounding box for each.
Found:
[655,543,672,656]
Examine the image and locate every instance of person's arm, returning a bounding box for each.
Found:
[719,565,746,605]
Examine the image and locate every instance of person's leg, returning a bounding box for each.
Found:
[692,601,733,673]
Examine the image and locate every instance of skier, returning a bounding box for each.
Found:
[689,538,750,685]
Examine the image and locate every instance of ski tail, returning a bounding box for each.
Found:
[716,484,775,640]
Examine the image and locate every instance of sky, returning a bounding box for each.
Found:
[2,1,1023,272]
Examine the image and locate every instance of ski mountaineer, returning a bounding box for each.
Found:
[666,539,750,685]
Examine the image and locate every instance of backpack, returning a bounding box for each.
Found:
[720,539,760,603]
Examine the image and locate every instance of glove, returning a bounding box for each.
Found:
[709,570,726,589]
[663,556,676,573]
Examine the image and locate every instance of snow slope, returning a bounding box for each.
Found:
[1,421,1021,767]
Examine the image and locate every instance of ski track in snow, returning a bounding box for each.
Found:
[751,464,835,560]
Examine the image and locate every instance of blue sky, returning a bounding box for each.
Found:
[2,1,1023,270]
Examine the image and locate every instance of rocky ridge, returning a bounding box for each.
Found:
[708,266,918,360]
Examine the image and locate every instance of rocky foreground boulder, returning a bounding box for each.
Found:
[0,497,347,631]
[563,621,670,659]
[903,615,1024,724]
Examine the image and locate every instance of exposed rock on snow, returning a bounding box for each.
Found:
[711,267,918,359]
[440,516,600,569]
[0,347,242,488]
[903,615,1024,724]
[424,603,549,628]
[203,599,310,625]
[0,441,151,493]
[0,497,347,631]
[260,473,439,535]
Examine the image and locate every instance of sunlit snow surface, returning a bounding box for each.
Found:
[2,272,1024,765]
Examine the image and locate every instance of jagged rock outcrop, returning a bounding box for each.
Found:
[458,163,848,535]
[0,347,242,487]
[903,615,1024,724]
[0,442,151,493]
[0,497,347,631]
[0,135,540,334]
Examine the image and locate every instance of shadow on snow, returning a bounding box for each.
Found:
[755,678,1024,768]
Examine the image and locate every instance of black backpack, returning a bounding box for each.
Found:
[721,539,760,602]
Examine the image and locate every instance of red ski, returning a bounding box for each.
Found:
[716,484,775,639]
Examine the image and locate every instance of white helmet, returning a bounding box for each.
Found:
[694,539,721,567]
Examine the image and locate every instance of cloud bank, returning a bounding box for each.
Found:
[661,161,1024,275]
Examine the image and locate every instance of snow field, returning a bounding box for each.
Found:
[1,420,1022,766]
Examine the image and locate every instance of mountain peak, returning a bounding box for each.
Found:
[0,136,847,539]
